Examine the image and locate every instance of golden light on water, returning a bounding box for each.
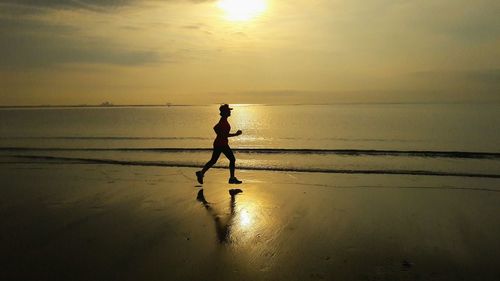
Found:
[217,0,267,21]
[231,104,268,148]
[239,209,253,228]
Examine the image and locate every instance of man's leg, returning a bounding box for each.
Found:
[201,147,222,174]
[223,147,242,184]
[196,147,222,184]
[222,146,237,179]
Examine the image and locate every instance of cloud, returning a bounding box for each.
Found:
[0,0,136,13]
[410,69,500,85]
[208,90,343,104]
[0,0,215,12]
[0,18,161,68]
[393,69,500,102]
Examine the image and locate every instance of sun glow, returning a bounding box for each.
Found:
[217,0,267,21]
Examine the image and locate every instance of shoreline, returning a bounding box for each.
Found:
[2,154,499,179]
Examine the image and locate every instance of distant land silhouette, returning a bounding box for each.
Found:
[1,101,496,109]
[0,101,214,108]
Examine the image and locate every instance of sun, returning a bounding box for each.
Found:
[217,0,267,21]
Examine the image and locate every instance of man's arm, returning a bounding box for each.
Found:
[228,130,242,137]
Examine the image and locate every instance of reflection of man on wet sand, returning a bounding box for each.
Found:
[197,189,242,244]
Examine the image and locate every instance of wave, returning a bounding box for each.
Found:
[12,155,500,179]
[1,147,500,159]
[0,136,209,140]
[0,136,424,142]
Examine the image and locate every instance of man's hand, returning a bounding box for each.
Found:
[235,130,242,136]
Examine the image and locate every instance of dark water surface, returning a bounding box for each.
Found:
[1,104,499,178]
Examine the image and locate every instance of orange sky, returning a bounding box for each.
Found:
[0,0,499,105]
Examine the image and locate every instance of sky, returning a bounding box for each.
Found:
[0,0,499,105]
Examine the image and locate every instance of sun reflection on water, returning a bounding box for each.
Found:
[230,104,269,148]
[197,183,274,245]
[239,209,253,228]
[229,191,273,245]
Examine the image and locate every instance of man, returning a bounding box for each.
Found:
[196,104,243,184]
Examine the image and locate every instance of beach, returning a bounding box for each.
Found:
[1,159,499,281]
[2,0,499,278]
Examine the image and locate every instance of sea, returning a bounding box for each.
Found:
[1,104,499,178]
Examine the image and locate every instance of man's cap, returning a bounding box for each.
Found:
[219,104,233,112]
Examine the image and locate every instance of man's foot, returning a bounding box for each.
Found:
[196,171,204,184]
[229,189,243,196]
[228,177,242,184]
[197,189,208,204]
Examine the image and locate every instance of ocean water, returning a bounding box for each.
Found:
[1,104,500,178]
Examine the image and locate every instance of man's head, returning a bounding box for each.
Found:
[219,104,233,117]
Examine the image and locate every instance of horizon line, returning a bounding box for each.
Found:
[1,101,499,109]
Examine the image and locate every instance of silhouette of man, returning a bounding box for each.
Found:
[196,104,243,184]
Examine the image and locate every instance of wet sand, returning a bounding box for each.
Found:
[1,161,500,281]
